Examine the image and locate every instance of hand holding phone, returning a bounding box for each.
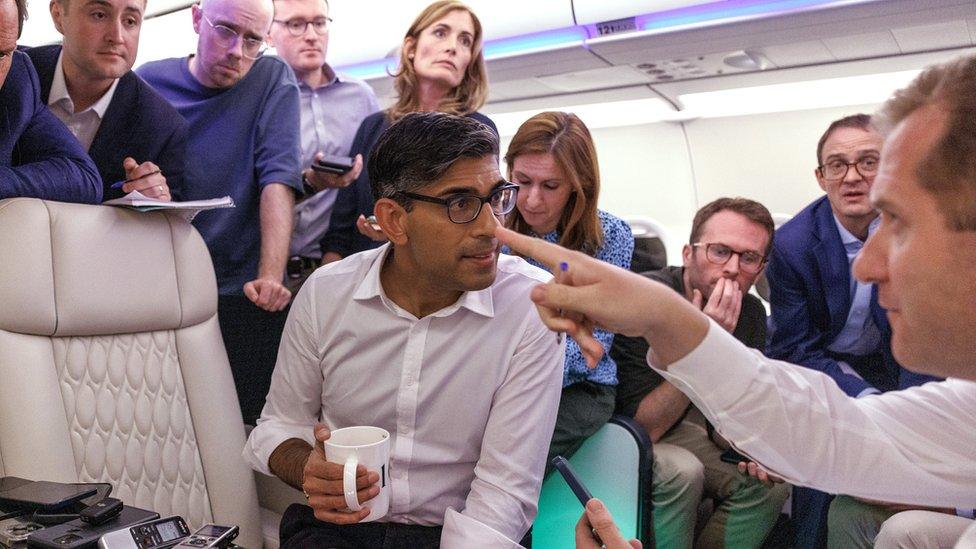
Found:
[311,155,355,175]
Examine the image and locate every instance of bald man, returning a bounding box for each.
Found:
[138,0,302,423]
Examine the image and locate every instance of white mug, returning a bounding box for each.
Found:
[323,426,391,522]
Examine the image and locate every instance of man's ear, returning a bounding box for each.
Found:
[191,3,203,35]
[681,243,693,267]
[375,198,408,246]
[50,0,65,35]
[814,167,828,193]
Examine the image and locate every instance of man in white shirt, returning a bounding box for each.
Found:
[244,112,564,548]
[496,53,976,549]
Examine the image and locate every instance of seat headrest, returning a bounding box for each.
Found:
[0,198,217,336]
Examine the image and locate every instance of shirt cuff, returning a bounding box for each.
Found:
[440,508,523,549]
[856,387,881,398]
[242,420,317,476]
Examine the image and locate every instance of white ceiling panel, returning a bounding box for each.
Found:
[891,21,973,52]
[822,32,900,60]
[535,65,652,93]
[762,40,836,67]
[572,0,716,25]
[486,46,609,82]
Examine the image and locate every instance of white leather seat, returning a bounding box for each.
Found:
[0,198,262,547]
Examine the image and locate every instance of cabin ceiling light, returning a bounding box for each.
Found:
[677,69,922,118]
[491,98,676,135]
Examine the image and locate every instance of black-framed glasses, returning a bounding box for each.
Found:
[273,17,332,36]
[202,13,266,59]
[817,156,879,182]
[397,183,518,224]
[692,242,766,273]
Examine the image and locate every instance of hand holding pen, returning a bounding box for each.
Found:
[111,157,170,201]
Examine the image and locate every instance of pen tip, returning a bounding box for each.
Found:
[559,262,568,272]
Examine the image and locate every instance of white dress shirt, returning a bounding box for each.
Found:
[48,52,119,151]
[653,321,976,508]
[244,244,565,546]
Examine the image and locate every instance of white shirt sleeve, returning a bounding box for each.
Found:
[243,282,325,475]
[655,320,976,508]
[441,316,565,546]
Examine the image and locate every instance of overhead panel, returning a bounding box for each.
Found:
[572,0,719,26]
[821,32,901,60]
[890,21,974,52]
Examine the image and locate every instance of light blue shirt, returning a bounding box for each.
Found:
[290,66,379,258]
[828,215,882,396]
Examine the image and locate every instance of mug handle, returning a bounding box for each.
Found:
[343,455,363,512]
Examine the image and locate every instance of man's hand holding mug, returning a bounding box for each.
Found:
[302,424,390,524]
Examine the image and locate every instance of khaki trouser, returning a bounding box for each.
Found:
[652,409,791,548]
[828,496,973,548]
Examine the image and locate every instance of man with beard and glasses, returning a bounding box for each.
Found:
[138,0,302,424]
[245,112,563,548]
[611,197,789,548]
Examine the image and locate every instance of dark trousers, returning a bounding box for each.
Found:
[217,294,289,424]
[546,381,616,474]
[280,504,442,549]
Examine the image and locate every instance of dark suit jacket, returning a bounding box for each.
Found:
[766,195,937,396]
[25,45,188,201]
[1,50,101,203]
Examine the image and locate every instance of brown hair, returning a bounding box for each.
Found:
[505,111,604,255]
[15,0,26,36]
[875,55,976,231]
[816,113,873,165]
[689,197,775,256]
[387,1,488,122]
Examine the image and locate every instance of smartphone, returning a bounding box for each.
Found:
[0,477,33,520]
[720,447,749,465]
[0,481,97,511]
[172,524,239,548]
[311,155,355,175]
[551,456,593,507]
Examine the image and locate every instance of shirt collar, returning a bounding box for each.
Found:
[832,214,881,247]
[298,63,341,91]
[353,244,495,319]
[49,50,120,118]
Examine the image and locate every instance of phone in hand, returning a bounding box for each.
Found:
[551,456,593,507]
[311,155,355,175]
[720,447,749,465]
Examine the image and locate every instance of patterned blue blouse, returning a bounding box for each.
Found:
[503,210,633,387]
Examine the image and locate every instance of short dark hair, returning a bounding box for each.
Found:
[15,0,27,37]
[816,113,873,165]
[689,197,775,256]
[368,112,499,206]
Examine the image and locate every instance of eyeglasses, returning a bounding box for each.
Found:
[397,183,518,224]
[202,13,266,59]
[692,242,766,274]
[818,156,879,182]
[273,17,332,37]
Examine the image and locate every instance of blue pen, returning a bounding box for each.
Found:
[111,170,161,190]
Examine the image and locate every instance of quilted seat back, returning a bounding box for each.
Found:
[0,198,261,547]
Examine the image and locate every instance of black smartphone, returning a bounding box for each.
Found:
[0,477,34,520]
[311,155,355,175]
[551,456,593,507]
[720,447,749,465]
[0,481,97,511]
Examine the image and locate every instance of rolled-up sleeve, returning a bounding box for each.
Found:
[243,281,324,475]
[655,321,976,508]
